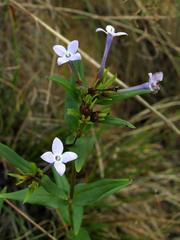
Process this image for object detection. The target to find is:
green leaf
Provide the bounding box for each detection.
[73,61,86,86]
[64,75,80,133]
[23,188,34,203]
[0,187,67,209]
[74,178,130,206]
[73,205,84,235]
[101,116,135,128]
[0,198,3,212]
[52,168,70,193]
[71,136,94,172]
[67,228,91,240]
[56,206,70,225]
[0,186,70,224]
[67,108,80,118]
[40,175,68,200]
[0,143,37,174]
[0,188,6,213]
[96,70,116,90]
[40,175,70,224]
[64,96,80,132]
[49,75,75,94]
[98,89,150,105]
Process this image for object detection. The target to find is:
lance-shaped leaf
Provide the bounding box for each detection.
[64,75,80,132]
[0,143,37,174]
[40,175,68,200]
[49,76,76,96]
[73,61,86,86]
[0,186,70,223]
[70,136,95,172]
[0,187,67,208]
[52,168,70,193]
[74,178,130,206]
[67,227,91,240]
[101,116,135,128]
[0,188,6,212]
[98,89,150,105]
[72,205,84,235]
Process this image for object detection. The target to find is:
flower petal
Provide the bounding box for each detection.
[96,28,107,34]
[40,151,55,163]
[148,72,152,78]
[53,45,66,57]
[52,137,64,155]
[69,53,81,61]
[68,40,79,54]
[106,25,115,32]
[54,162,66,176]
[61,151,78,163]
[149,72,163,82]
[57,57,69,65]
[148,72,163,93]
[113,32,128,37]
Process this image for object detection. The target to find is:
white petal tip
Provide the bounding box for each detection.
[54,162,66,176]
[54,137,60,141]
[96,28,106,34]
[72,153,78,160]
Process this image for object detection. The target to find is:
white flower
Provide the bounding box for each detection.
[96,25,128,37]
[53,40,81,66]
[148,72,163,92]
[40,137,78,176]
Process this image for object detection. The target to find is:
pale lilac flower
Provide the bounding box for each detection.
[96,25,128,79]
[53,40,81,66]
[96,25,128,37]
[40,137,78,176]
[118,72,163,93]
[148,72,163,92]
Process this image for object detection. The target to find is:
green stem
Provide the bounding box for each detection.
[88,86,121,94]
[42,164,52,173]
[65,128,81,148]
[70,162,76,199]
[69,61,82,85]
[69,161,76,229]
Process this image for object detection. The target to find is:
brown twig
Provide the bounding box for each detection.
[5,200,57,240]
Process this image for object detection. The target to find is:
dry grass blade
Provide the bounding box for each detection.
[8,3,177,20]
[5,200,57,240]
[9,0,180,136]
[91,128,104,178]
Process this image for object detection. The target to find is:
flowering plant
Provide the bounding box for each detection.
[0,25,163,239]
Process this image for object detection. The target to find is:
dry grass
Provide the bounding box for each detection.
[0,0,180,239]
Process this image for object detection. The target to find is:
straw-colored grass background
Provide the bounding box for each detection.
[0,0,180,239]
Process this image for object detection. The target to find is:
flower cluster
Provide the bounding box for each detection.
[43,24,164,176]
[52,24,163,93]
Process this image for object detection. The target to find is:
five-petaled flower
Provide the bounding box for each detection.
[53,40,81,66]
[40,137,78,176]
[96,25,128,79]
